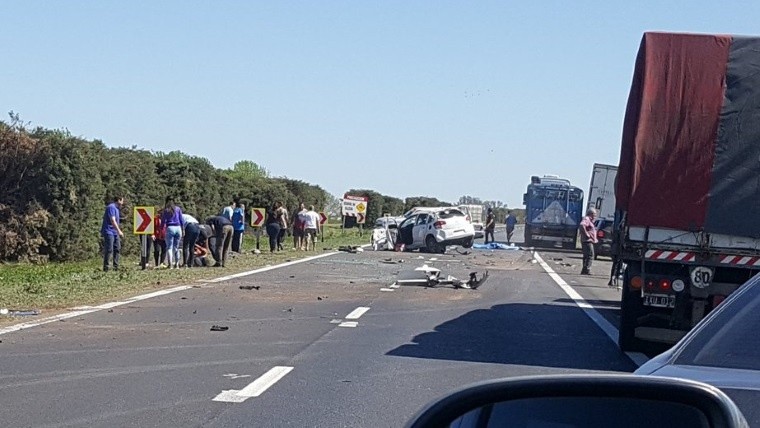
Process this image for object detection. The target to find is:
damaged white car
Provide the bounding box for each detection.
[396,208,475,253]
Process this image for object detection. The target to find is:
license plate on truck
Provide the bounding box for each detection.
[643,294,676,308]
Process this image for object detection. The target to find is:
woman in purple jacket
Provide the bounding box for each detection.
[161,196,185,269]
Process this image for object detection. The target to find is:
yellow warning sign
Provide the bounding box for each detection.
[356,203,366,213]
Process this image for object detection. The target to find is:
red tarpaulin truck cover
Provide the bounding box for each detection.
[616,32,760,238]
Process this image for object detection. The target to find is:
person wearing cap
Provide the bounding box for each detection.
[580,208,599,275]
[484,207,496,244]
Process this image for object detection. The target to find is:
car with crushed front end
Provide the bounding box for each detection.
[396,207,475,253]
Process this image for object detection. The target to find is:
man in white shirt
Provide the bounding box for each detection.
[302,205,320,251]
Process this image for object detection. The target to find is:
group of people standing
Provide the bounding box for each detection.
[100,196,323,271]
[264,202,321,253]
[145,197,238,270]
[482,209,518,245]
[100,196,246,272]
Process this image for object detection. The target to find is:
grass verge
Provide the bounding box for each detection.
[0,226,369,316]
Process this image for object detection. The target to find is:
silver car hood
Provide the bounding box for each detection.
[647,364,760,391]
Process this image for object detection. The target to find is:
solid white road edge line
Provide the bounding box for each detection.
[0,252,342,337]
[533,252,649,367]
[206,251,340,283]
[0,285,193,336]
[213,366,294,403]
[345,306,370,320]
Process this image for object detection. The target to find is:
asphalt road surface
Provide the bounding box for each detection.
[0,226,644,427]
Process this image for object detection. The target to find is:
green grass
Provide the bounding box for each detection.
[0,226,368,314]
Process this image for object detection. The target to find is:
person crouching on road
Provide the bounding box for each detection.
[580,208,598,275]
[205,215,233,267]
[101,195,125,271]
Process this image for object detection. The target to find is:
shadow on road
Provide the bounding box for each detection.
[387,303,636,372]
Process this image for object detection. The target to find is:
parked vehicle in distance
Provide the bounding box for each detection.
[457,204,484,231]
[635,270,760,427]
[593,218,613,259]
[396,207,475,253]
[523,175,584,249]
[587,163,617,222]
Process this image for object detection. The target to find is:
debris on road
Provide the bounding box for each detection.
[337,245,364,253]
[472,242,520,250]
[4,309,41,317]
[239,285,261,290]
[392,265,489,289]
[283,307,293,312]
[210,325,229,332]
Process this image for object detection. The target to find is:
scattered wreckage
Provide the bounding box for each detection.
[393,264,489,290]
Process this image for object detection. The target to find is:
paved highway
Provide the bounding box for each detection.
[0,227,644,427]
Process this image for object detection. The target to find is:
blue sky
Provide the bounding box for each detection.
[3,1,759,208]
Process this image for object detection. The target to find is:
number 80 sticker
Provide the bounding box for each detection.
[690,266,714,289]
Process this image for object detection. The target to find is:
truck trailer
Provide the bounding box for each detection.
[615,32,760,352]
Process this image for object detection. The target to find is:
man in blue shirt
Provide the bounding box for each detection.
[101,196,125,271]
[505,211,518,245]
[231,202,246,252]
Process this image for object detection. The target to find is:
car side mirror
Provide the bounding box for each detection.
[406,375,748,428]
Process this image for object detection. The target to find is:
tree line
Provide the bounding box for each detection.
[0,116,332,262]
[0,115,522,263]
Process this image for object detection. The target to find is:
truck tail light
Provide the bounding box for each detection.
[659,279,671,290]
[597,230,605,239]
[630,276,643,290]
[645,279,656,290]
[433,221,446,229]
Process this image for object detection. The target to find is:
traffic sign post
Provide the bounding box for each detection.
[250,208,265,250]
[133,206,155,270]
[342,194,368,236]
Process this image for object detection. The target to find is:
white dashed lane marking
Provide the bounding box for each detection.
[213,366,294,403]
